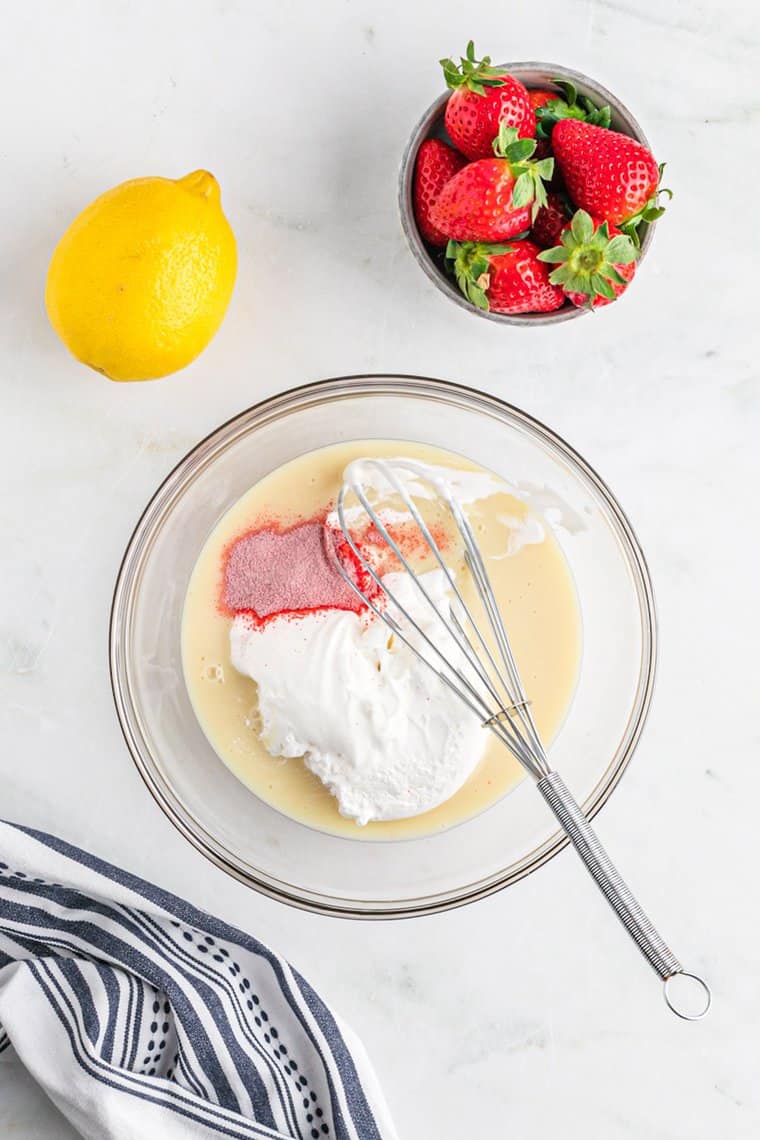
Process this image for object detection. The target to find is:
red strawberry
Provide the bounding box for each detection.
[440,41,534,160]
[530,191,567,248]
[552,119,666,228]
[413,138,467,246]
[537,210,637,308]
[447,239,565,314]
[528,89,556,111]
[528,91,558,158]
[430,123,553,243]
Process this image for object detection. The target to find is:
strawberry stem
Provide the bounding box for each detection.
[619,163,673,246]
[537,210,637,301]
[439,40,508,94]
[445,239,513,311]
[492,122,554,221]
[535,81,611,137]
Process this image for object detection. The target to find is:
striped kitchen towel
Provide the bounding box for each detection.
[0,820,398,1140]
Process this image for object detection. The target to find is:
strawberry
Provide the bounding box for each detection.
[537,209,637,308]
[430,122,553,243]
[530,191,568,248]
[526,99,553,162]
[552,119,669,231]
[447,239,565,314]
[533,80,611,137]
[528,89,556,111]
[413,138,467,246]
[533,136,553,162]
[440,41,535,160]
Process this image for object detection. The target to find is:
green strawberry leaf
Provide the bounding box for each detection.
[492,118,554,218]
[492,122,517,155]
[492,122,519,157]
[579,96,611,128]
[536,245,566,264]
[571,209,594,243]
[618,163,673,232]
[535,82,611,134]
[534,109,561,134]
[548,264,573,285]
[445,238,515,313]
[504,137,536,163]
[571,273,592,294]
[605,235,637,264]
[605,265,629,286]
[441,41,508,93]
[620,224,641,249]
[440,59,461,88]
[512,170,534,208]
[531,176,548,218]
[592,274,616,299]
[554,79,578,105]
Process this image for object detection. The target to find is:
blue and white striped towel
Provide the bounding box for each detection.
[0,820,397,1140]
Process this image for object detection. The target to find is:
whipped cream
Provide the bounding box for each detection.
[494,513,545,557]
[339,457,587,538]
[228,456,547,824]
[339,457,507,511]
[230,569,487,824]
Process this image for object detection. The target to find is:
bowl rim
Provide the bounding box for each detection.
[109,373,658,918]
[398,60,656,327]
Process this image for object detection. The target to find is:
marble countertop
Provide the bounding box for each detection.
[1,1,757,1136]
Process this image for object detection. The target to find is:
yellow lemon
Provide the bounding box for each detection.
[45,170,237,382]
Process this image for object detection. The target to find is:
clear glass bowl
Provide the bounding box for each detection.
[110,376,656,917]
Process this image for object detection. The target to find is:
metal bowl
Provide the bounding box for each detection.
[398,62,656,327]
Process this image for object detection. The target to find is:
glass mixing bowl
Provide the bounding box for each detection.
[110,376,656,917]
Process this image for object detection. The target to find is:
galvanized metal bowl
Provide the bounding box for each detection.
[399,62,656,327]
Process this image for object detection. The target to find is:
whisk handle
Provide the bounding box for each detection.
[537,771,710,1020]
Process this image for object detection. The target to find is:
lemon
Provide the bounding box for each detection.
[45,170,237,382]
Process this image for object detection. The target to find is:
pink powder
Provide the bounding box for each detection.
[223,521,365,620]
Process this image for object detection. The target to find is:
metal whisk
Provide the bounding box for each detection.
[336,458,710,1020]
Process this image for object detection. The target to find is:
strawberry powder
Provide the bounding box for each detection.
[222,521,365,621]
[222,512,451,625]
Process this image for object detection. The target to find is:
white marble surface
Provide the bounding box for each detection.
[1,1,758,1136]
